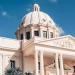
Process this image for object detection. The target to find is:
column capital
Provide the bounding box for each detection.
[31,26,34,29]
[40,51,44,54]
[3,55,6,59]
[59,53,63,56]
[54,53,59,57]
[34,50,39,54]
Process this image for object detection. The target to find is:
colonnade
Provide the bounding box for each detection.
[34,51,64,75]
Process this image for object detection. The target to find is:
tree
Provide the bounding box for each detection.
[5,67,23,75]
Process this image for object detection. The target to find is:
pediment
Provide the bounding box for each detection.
[45,63,73,70]
[38,35,75,50]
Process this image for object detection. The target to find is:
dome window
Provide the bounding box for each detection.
[43,31,47,38]
[20,34,23,40]
[50,32,53,38]
[26,31,30,40]
[42,19,46,22]
[34,31,39,36]
[21,22,23,25]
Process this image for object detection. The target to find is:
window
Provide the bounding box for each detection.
[73,66,75,73]
[10,60,15,68]
[26,31,30,40]
[34,31,39,36]
[38,62,40,70]
[43,31,47,38]
[20,34,23,40]
[50,32,53,38]
[21,22,23,25]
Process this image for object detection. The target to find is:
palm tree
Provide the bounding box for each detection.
[5,67,23,75]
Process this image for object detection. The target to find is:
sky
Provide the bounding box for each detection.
[0,0,75,39]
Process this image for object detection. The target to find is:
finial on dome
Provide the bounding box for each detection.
[33,4,40,12]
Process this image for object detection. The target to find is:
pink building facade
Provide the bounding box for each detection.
[0,4,75,75]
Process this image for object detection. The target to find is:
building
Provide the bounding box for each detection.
[0,3,75,75]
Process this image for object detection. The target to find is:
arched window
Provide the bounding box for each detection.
[50,32,53,38]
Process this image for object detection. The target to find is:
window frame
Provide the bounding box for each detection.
[26,31,30,40]
[73,66,75,73]
[20,33,23,40]
[43,31,47,38]
[50,32,53,38]
[34,31,39,36]
[10,60,15,68]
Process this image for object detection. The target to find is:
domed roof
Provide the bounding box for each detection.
[20,4,55,27]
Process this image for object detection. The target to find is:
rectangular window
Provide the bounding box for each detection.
[34,31,39,36]
[73,66,75,73]
[43,31,47,38]
[20,34,23,40]
[38,62,40,70]
[26,32,30,40]
[50,32,53,38]
[10,60,15,68]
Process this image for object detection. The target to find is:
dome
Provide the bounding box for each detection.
[20,4,55,27]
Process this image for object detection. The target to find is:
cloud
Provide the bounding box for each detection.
[2,11,7,16]
[26,8,31,12]
[2,11,10,18]
[49,0,57,2]
[56,24,65,36]
[26,4,32,12]
[58,27,65,36]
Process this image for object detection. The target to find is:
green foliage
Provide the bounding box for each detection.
[5,67,23,75]
[25,72,33,75]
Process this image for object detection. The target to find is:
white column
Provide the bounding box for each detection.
[18,31,20,40]
[40,51,44,75]
[55,54,59,75]
[2,55,6,75]
[31,27,34,38]
[48,28,50,39]
[23,28,25,39]
[59,54,64,75]
[0,55,2,75]
[34,51,38,75]
[39,27,43,38]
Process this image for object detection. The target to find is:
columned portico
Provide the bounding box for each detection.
[34,50,65,75]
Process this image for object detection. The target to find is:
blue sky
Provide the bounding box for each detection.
[0,0,75,39]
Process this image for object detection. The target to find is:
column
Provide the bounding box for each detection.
[2,55,6,75]
[23,28,25,39]
[40,51,44,75]
[18,31,20,40]
[23,55,25,74]
[0,55,2,75]
[34,51,38,75]
[31,27,34,38]
[55,53,59,75]
[59,54,64,75]
[39,26,43,38]
[48,28,50,39]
